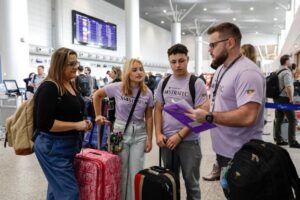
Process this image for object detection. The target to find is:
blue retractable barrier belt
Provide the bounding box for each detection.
[265,102,300,110]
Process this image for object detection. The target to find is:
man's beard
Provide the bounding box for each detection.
[210,50,228,70]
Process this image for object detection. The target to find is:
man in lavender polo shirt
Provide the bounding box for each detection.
[155,44,209,200]
[186,22,265,198]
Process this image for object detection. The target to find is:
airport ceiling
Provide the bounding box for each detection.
[104,0,291,36]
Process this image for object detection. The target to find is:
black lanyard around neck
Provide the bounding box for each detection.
[211,55,242,111]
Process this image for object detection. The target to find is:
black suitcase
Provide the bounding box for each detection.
[134,149,180,200]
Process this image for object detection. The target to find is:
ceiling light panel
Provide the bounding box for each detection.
[104,0,290,35]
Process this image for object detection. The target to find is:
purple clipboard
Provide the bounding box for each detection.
[163,102,216,133]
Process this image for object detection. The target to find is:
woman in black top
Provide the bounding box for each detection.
[23,72,35,100]
[33,47,92,200]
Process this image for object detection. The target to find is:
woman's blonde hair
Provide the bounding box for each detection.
[121,59,148,96]
[46,47,77,95]
[241,44,257,63]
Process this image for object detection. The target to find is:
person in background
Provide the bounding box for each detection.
[241,43,270,127]
[273,55,300,148]
[293,64,300,97]
[153,73,162,91]
[144,72,149,86]
[34,47,92,200]
[75,65,93,118]
[75,65,93,98]
[30,65,46,92]
[23,72,35,100]
[84,66,99,93]
[293,64,300,80]
[289,63,296,74]
[107,66,122,123]
[240,43,257,63]
[93,58,154,200]
[109,66,122,83]
[102,70,110,85]
[185,22,265,198]
[155,44,209,200]
[146,72,156,94]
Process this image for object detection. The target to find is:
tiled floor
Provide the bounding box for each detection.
[0,111,299,200]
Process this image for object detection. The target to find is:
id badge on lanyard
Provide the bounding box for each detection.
[210,55,242,112]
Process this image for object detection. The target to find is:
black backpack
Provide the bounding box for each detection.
[266,69,287,99]
[76,74,91,97]
[227,139,300,200]
[161,74,198,105]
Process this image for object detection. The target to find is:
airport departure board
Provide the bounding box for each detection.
[72,10,117,50]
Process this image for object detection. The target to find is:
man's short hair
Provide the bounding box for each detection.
[280,54,290,66]
[37,65,44,69]
[167,43,188,57]
[207,22,242,46]
[78,65,84,72]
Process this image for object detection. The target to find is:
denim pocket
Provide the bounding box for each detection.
[39,134,55,155]
[191,141,202,160]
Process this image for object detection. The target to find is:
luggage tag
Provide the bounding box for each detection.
[220,165,230,190]
[220,163,232,199]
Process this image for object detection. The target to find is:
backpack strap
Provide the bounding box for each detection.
[277,68,288,95]
[189,74,197,105]
[161,74,197,105]
[276,68,287,75]
[161,75,172,104]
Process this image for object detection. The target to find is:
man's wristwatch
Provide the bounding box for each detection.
[205,112,214,123]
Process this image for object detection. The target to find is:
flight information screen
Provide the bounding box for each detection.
[72,10,117,50]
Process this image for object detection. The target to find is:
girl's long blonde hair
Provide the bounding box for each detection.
[121,59,148,96]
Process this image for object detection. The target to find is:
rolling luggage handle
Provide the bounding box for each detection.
[98,121,111,150]
[86,120,97,148]
[158,147,175,171]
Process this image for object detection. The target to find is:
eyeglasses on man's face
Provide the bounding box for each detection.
[67,61,80,68]
[208,38,229,49]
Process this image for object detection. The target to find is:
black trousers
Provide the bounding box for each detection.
[273,97,297,143]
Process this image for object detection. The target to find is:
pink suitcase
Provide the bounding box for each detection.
[74,148,121,200]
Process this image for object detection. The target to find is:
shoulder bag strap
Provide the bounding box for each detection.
[277,69,288,94]
[123,89,141,133]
